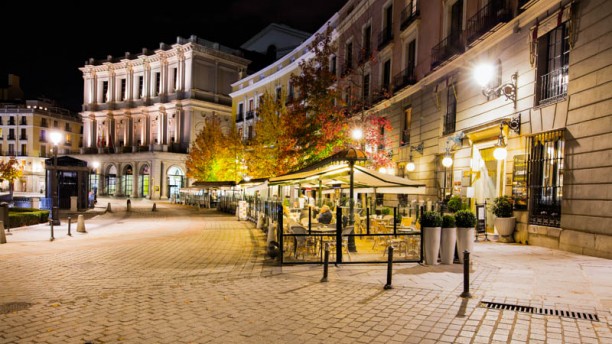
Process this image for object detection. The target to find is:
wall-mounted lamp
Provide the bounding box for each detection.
[493,115,521,161]
[442,147,453,168]
[474,63,518,109]
[406,142,424,172]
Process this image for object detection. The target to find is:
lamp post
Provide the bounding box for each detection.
[441,146,453,203]
[50,131,62,225]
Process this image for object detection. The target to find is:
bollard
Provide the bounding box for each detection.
[384,245,394,290]
[127,199,131,212]
[152,203,157,212]
[76,214,87,233]
[321,242,330,283]
[49,219,55,241]
[460,250,472,298]
[67,217,72,236]
[106,202,112,213]
[0,221,6,244]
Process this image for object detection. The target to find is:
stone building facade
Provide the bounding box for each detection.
[78,36,249,200]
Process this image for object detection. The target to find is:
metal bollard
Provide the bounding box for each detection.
[460,250,472,298]
[384,245,394,289]
[321,242,330,282]
[67,217,72,236]
[49,220,55,241]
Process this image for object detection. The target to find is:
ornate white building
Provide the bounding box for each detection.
[78,36,249,200]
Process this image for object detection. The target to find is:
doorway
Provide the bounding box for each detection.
[471,143,505,233]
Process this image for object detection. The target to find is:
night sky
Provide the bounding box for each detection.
[0,1,346,112]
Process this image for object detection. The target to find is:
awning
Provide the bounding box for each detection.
[269,163,426,194]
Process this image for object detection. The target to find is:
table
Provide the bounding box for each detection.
[310,225,337,260]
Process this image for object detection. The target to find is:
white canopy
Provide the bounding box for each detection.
[269,163,426,194]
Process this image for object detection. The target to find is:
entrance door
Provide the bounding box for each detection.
[471,144,505,233]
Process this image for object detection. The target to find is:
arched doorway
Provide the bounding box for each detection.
[105,165,117,196]
[139,164,150,198]
[167,166,185,200]
[122,164,133,196]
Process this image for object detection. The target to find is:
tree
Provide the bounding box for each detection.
[185,115,243,182]
[0,158,23,198]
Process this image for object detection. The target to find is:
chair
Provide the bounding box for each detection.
[327,225,354,261]
[289,225,314,259]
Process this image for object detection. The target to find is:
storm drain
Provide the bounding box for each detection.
[0,302,33,315]
[480,301,599,322]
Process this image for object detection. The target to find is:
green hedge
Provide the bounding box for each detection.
[8,209,50,228]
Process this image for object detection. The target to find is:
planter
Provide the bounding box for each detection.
[494,217,516,243]
[423,226,441,265]
[456,227,475,263]
[440,227,457,264]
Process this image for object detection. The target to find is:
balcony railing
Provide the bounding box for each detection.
[245,110,256,120]
[539,66,569,105]
[465,0,512,46]
[236,113,244,122]
[7,135,15,140]
[431,32,464,69]
[19,135,27,140]
[393,65,417,92]
[378,27,394,50]
[400,1,420,31]
[8,120,15,125]
[20,119,27,125]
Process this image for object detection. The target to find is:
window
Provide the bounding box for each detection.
[382,59,391,92]
[121,78,127,100]
[401,107,412,146]
[173,67,179,90]
[536,23,570,105]
[20,128,26,140]
[138,76,144,99]
[65,123,71,132]
[443,83,456,135]
[288,81,294,102]
[54,120,58,128]
[247,126,253,140]
[155,72,161,96]
[363,25,372,60]
[330,55,337,74]
[363,74,370,102]
[0,128,2,139]
[345,41,353,70]
[527,130,564,227]
[20,116,26,125]
[8,116,15,125]
[8,129,15,140]
[102,81,109,103]
[378,126,385,150]
[345,86,352,107]
[406,39,416,76]
[20,144,26,156]
[8,144,14,156]
[40,129,46,142]
[275,86,282,102]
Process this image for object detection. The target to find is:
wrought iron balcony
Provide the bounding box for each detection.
[378,27,394,50]
[431,32,464,69]
[393,65,417,92]
[465,0,513,46]
[245,110,255,120]
[538,66,569,105]
[400,1,420,31]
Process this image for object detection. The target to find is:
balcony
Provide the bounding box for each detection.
[377,27,394,51]
[431,32,464,69]
[538,66,569,106]
[8,119,15,126]
[465,0,512,47]
[245,110,256,120]
[20,119,27,125]
[19,135,27,140]
[393,65,417,92]
[7,135,16,140]
[400,1,420,31]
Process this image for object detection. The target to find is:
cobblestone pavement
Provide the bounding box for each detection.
[0,198,610,343]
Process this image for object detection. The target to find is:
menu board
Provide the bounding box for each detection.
[512,155,528,210]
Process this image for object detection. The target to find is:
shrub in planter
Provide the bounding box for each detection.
[492,195,514,218]
[442,214,456,228]
[419,211,442,228]
[492,195,516,241]
[455,210,477,228]
[447,195,463,213]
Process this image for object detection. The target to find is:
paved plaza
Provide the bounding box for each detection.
[0,198,610,343]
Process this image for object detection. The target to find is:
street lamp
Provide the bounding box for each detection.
[406,142,424,172]
[473,62,518,108]
[50,131,62,225]
[493,115,521,161]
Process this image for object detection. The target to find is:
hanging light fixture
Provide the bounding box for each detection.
[406,142,423,172]
[442,147,453,168]
[493,124,508,161]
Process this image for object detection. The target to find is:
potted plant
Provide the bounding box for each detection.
[418,211,442,265]
[447,195,463,213]
[492,195,515,242]
[440,214,457,264]
[455,209,477,263]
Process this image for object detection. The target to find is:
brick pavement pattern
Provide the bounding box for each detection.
[0,198,610,343]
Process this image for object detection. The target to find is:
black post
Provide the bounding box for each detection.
[67,217,72,236]
[460,250,472,298]
[321,242,330,283]
[49,220,54,241]
[384,245,394,289]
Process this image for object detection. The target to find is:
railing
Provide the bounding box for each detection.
[20,119,27,125]
[465,0,512,46]
[431,32,464,69]
[539,66,569,105]
[8,120,15,125]
[378,27,394,50]
[236,113,244,122]
[400,1,420,31]
[393,65,417,92]
[7,135,15,140]
[245,110,255,120]
[19,135,27,140]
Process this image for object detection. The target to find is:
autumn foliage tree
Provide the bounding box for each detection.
[0,158,23,198]
[185,115,243,182]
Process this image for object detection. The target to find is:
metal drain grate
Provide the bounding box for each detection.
[0,302,33,315]
[480,301,599,322]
